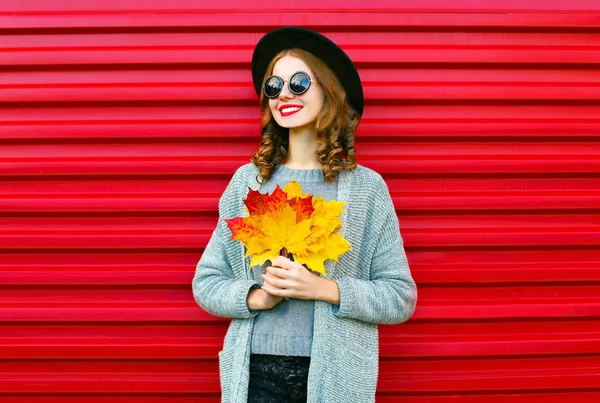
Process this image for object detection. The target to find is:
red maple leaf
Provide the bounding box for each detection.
[289,196,315,223]
[244,184,287,215]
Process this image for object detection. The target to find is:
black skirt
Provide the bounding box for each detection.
[247,353,311,403]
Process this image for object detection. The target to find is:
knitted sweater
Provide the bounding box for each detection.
[249,164,338,357]
[192,162,417,403]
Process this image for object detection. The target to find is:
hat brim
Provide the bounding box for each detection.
[252,26,364,117]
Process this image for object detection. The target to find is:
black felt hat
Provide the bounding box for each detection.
[251,26,364,117]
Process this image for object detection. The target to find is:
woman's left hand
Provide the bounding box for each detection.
[261,256,323,300]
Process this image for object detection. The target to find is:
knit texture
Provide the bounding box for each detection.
[192,162,417,403]
[249,164,338,357]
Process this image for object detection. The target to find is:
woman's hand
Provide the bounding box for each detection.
[247,288,283,310]
[261,256,340,304]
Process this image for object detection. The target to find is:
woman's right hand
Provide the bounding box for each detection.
[247,288,283,311]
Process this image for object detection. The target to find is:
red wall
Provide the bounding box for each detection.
[1,0,600,401]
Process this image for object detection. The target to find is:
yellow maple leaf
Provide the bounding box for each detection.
[284,180,307,199]
[261,204,312,258]
[312,200,345,232]
[296,232,351,275]
[322,233,351,261]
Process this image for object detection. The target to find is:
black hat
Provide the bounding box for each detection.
[251,26,364,117]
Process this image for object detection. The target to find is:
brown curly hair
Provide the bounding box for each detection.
[251,48,361,184]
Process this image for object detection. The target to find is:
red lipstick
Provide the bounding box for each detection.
[278,104,303,117]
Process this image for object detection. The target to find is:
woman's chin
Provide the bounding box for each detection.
[276,120,315,131]
[276,118,301,128]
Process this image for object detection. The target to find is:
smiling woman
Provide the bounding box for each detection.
[253,41,360,177]
[192,26,417,403]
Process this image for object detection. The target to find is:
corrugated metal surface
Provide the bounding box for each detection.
[1,0,600,401]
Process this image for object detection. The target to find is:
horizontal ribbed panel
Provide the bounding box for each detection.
[1,1,600,401]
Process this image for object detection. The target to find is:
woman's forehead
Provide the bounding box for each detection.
[272,55,312,77]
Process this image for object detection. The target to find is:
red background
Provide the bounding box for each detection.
[1,0,600,401]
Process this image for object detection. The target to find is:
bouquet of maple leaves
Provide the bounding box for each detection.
[224,180,351,276]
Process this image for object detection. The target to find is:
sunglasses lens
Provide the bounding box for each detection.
[264,76,283,98]
[289,72,311,94]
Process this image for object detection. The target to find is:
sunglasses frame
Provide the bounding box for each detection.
[263,70,319,98]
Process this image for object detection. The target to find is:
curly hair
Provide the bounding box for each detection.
[251,48,361,184]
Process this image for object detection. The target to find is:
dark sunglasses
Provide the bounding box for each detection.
[263,71,319,98]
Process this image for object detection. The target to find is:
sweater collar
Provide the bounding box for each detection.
[272,164,326,183]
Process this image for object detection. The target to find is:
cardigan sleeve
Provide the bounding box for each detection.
[332,178,417,325]
[191,165,261,319]
[192,224,261,319]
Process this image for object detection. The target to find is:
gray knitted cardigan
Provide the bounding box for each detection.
[192,162,417,403]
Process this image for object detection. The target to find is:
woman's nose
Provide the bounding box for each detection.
[278,82,294,100]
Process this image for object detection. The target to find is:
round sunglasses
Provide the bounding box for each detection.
[263,71,319,98]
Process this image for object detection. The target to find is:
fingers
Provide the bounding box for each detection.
[262,272,288,289]
[261,279,281,293]
[262,281,290,298]
[266,265,289,279]
[272,255,296,269]
[261,261,308,301]
[272,256,287,267]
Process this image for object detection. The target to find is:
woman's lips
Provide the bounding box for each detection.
[280,106,303,117]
